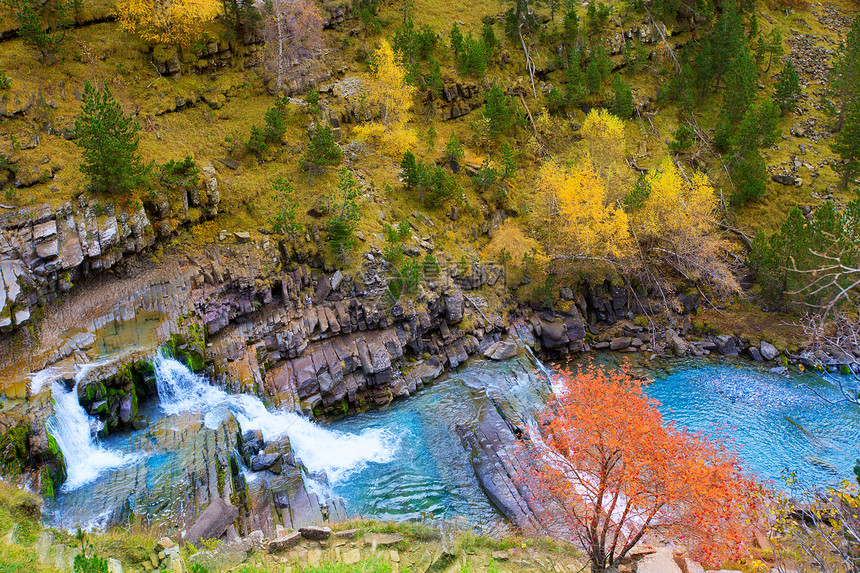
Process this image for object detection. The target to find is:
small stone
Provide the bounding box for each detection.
[299,526,332,541]
[364,533,404,548]
[333,529,359,540]
[343,548,361,565]
[492,551,509,561]
[234,231,252,242]
[107,558,123,573]
[268,532,302,553]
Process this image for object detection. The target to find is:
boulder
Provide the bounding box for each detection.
[748,346,763,361]
[610,337,631,351]
[483,341,518,361]
[299,526,331,540]
[267,532,302,553]
[665,328,688,357]
[760,341,779,361]
[184,498,240,547]
[250,453,281,473]
[714,335,739,357]
[637,547,683,573]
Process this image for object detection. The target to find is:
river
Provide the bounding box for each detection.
[42,349,860,532]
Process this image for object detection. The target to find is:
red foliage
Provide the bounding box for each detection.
[526,363,762,572]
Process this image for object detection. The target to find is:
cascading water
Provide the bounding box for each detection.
[152,354,399,485]
[46,375,134,492]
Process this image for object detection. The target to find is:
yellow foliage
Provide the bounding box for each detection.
[117,0,219,47]
[354,40,417,157]
[538,160,633,260]
[485,220,545,268]
[637,160,717,239]
[352,123,418,158]
[580,109,632,201]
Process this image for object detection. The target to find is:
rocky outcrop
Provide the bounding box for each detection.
[0,180,220,334]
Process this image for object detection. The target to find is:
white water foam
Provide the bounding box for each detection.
[153,354,400,484]
[47,378,136,491]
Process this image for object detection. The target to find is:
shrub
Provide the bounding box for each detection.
[264,97,290,143]
[668,124,695,154]
[304,124,343,174]
[325,168,363,258]
[482,84,517,140]
[610,77,633,119]
[774,61,801,115]
[159,156,200,194]
[268,176,301,236]
[0,71,10,90]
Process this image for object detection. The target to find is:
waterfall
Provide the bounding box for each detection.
[153,354,400,484]
[47,377,133,492]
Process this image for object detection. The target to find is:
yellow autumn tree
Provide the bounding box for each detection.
[538,160,633,263]
[634,161,741,296]
[117,0,219,47]
[353,40,418,156]
[580,108,633,202]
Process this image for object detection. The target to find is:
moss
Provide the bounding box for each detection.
[39,468,54,500]
[0,426,31,475]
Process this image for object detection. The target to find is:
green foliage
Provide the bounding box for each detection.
[189,565,210,573]
[159,155,200,194]
[0,71,10,90]
[458,31,487,77]
[609,77,633,119]
[827,14,860,130]
[749,199,860,305]
[387,258,422,300]
[668,124,695,154]
[562,9,579,44]
[584,46,611,95]
[401,150,459,206]
[482,20,498,55]
[425,57,444,96]
[269,176,301,236]
[221,0,261,42]
[394,18,437,63]
[305,88,321,115]
[482,84,517,140]
[263,97,290,143]
[714,42,757,150]
[423,253,440,276]
[358,0,381,33]
[73,554,108,573]
[752,28,783,73]
[499,142,517,180]
[304,124,343,173]
[564,50,587,107]
[730,148,767,204]
[6,0,74,61]
[296,558,392,573]
[691,1,746,97]
[247,125,266,156]
[325,168,363,258]
[74,81,144,195]
[774,61,801,115]
[832,99,860,187]
[383,220,411,266]
[450,22,464,55]
[473,156,498,191]
[623,174,650,209]
[445,132,464,162]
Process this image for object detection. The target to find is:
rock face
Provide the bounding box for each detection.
[0,187,221,334]
[184,498,240,547]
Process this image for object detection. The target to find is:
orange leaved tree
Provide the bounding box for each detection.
[526,364,761,573]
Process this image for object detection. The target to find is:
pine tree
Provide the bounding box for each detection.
[692,0,745,97]
[303,124,343,174]
[400,150,419,189]
[74,82,143,195]
[714,42,757,151]
[610,77,633,119]
[828,14,860,131]
[565,50,587,105]
[832,99,860,188]
[450,22,464,56]
[8,0,73,63]
[483,84,516,140]
[774,61,801,115]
